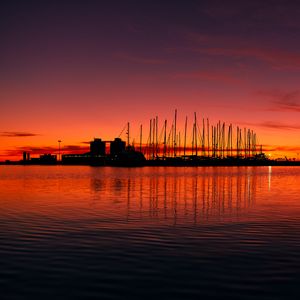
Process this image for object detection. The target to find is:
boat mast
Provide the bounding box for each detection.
[184,116,187,158]
[140,124,142,153]
[155,116,158,158]
[152,118,155,159]
[207,118,210,157]
[174,109,177,157]
[149,119,152,159]
[202,118,205,156]
[236,126,239,158]
[127,122,130,148]
[178,132,181,157]
[163,119,167,159]
[194,112,197,157]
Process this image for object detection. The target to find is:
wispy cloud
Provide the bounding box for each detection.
[114,52,167,65]
[0,131,40,137]
[256,90,300,112]
[243,121,300,131]
[200,1,300,29]
[20,145,88,152]
[63,145,89,152]
[261,145,300,154]
[5,145,90,156]
[260,122,300,130]
[172,70,242,84]
[191,46,300,70]
[270,146,300,152]
[183,32,300,70]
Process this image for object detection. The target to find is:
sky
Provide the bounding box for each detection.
[1,0,300,160]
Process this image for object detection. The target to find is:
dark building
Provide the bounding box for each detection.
[62,154,92,165]
[39,154,57,164]
[90,138,105,156]
[110,138,126,156]
[22,151,31,162]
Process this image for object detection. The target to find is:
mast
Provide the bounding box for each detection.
[184,116,187,158]
[244,128,247,158]
[217,123,219,157]
[140,124,142,153]
[217,120,222,157]
[227,125,230,158]
[230,124,233,157]
[149,119,152,159]
[223,122,225,158]
[192,123,194,156]
[163,119,167,159]
[202,118,205,156]
[174,109,177,157]
[152,118,155,159]
[178,132,181,157]
[207,118,210,157]
[171,122,173,157]
[236,126,239,158]
[127,122,130,148]
[240,127,242,157]
[211,125,214,157]
[194,112,198,157]
[155,116,158,158]
[211,126,216,157]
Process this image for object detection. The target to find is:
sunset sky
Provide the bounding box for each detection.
[1,0,300,160]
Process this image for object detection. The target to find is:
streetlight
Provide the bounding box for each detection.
[58,140,62,162]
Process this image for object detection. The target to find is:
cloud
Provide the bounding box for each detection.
[183,33,300,70]
[261,144,300,153]
[172,70,242,84]
[1,140,92,159]
[200,1,300,29]
[243,121,300,131]
[63,145,89,151]
[114,52,167,65]
[191,46,300,70]
[256,90,300,112]
[15,145,89,154]
[271,146,300,152]
[0,131,40,137]
[1,144,90,159]
[260,122,300,130]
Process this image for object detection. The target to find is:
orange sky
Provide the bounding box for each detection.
[1,1,300,161]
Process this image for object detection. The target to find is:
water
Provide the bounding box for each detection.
[0,166,300,299]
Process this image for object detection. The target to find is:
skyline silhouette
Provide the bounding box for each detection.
[1,1,300,161]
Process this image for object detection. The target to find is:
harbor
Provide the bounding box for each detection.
[6,110,299,167]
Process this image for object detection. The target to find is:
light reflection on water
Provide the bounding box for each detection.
[89,168,257,224]
[0,166,300,299]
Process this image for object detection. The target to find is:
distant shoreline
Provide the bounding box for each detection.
[1,160,300,167]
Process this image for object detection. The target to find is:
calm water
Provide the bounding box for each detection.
[1,166,300,299]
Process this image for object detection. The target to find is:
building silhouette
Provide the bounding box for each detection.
[90,138,105,156]
[110,138,126,156]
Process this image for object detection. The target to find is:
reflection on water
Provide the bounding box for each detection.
[90,169,257,223]
[1,166,300,300]
[268,165,272,191]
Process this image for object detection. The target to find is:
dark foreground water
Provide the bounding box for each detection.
[0,166,300,299]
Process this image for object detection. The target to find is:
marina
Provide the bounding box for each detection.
[5,111,299,166]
